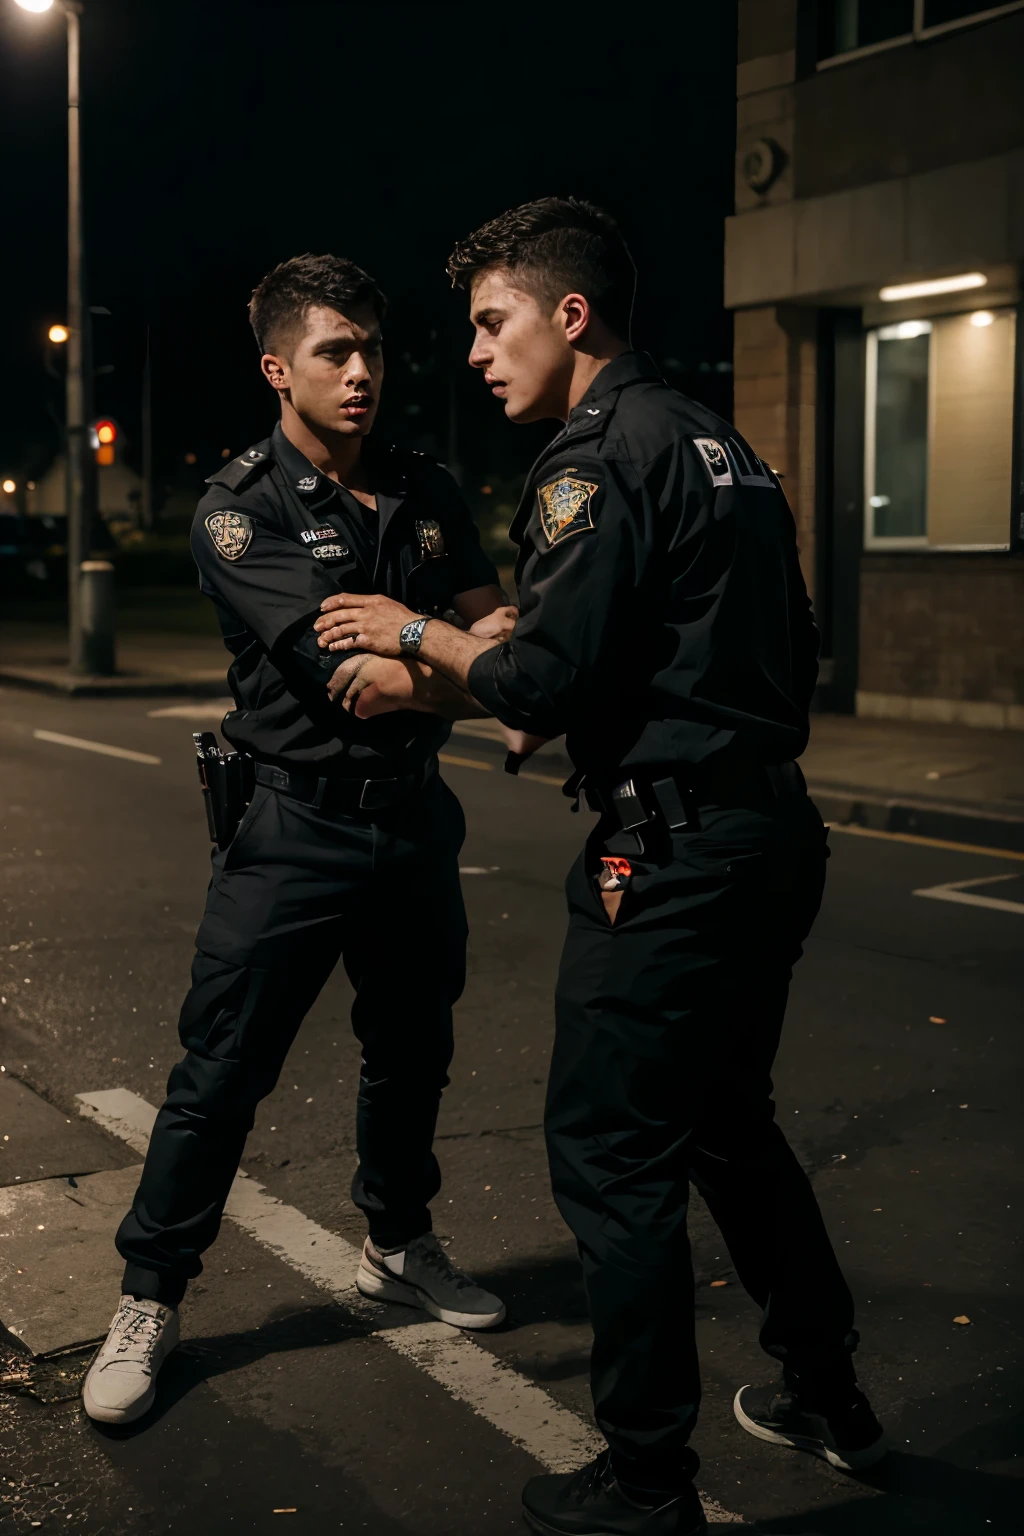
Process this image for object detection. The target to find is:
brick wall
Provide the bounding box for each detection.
[859,556,1024,713]
[733,304,817,596]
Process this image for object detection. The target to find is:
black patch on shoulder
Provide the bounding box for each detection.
[205,444,273,493]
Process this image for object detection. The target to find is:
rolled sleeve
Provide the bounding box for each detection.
[190,501,340,651]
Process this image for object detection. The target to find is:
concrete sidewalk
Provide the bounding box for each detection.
[3,617,1020,849]
[0,620,226,698]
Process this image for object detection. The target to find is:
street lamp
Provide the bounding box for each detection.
[15,0,89,672]
[48,323,69,344]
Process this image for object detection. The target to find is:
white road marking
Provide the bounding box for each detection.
[147,701,232,719]
[913,872,1024,915]
[76,1088,743,1523]
[32,729,161,766]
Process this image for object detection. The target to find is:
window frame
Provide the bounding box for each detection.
[816,0,1024,70]
[864,314,1016,553]
[863,326,930,551]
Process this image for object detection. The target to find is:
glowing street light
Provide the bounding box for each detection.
[2,479,16,495]
[48,322,69,343]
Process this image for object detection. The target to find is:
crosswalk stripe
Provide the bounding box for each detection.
[76,1088,744,1523]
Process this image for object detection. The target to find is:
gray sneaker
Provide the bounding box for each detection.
[356,1232,506,1329]
[82,1295,179,1424]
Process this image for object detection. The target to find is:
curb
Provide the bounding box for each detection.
[0,667,229,700]
[448,727,1024,854]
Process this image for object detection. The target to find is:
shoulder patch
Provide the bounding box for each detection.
[692,438,733,487]
[205,510,253,561]
[537,470,599,548]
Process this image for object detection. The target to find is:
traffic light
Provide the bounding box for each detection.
[89,418,119,467]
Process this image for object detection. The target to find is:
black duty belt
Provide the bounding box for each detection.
[255,757,436,814]
[564,760,806,855]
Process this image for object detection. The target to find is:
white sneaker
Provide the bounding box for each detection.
[82,1295,180,1424]
[356,1233,506,1329]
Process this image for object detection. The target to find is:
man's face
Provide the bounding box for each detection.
[467,269,574,424]
[263,304,383,437]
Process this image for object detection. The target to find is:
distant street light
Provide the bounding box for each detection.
[15,0,90,673]
[2,479,16,495]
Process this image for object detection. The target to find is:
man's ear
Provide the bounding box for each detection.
[561,293,591,347]
[261,352,290,394]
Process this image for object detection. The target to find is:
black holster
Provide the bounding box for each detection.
[193,732,255,850]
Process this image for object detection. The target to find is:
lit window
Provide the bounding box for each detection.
[865,309,1016,549]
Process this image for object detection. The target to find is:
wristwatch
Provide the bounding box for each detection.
[399,617,430,655]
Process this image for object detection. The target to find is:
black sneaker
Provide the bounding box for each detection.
[734,1381,886,1471]
[522,1453,707,1535]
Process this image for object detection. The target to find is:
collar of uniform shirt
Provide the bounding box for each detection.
[569,349,662,417]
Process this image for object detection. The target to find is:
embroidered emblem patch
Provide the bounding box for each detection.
[311,542,351,562]
[300,526,337,545]
[537,471,599,547]
[296,474,318,493]
[416,519,445,559]
[692,438,733,487]
[205,510,253,560]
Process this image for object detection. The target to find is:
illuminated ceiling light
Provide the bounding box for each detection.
[877,320,932,341]
[970,310,995,327]
[48,323,69,344]
[879,273,986,302]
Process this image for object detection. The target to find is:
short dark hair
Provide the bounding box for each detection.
[446,196,635,339]
[248,252,387,355]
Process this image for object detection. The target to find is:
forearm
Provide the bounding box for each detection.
[418,622,500,697]
[344,655,489,721]
[398,659,490,721]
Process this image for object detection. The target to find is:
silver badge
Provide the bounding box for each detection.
[205,510,253,560]
[297,475,318,492]
[300,526,337,544]
[311,542,351,562]
[693,438,733,487]
[416,519,445,559]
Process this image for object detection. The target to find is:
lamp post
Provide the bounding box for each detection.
[15,0,89,672]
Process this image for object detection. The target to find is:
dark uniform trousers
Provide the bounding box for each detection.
[116,772,467,1305]
[546,787,855,1488]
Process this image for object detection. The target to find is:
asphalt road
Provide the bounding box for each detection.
[1,687,1022,1535]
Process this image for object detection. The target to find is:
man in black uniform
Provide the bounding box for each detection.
[316,202,886,1535]
[83,253,512,1426]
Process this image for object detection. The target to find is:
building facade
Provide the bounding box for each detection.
[728,0,1024,728]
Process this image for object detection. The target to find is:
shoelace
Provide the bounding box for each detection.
[416,1242,479,1292]
[111,1305,164,1363]
[569,1455,609,1505]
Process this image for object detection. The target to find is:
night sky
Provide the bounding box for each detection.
[1,0,737,507]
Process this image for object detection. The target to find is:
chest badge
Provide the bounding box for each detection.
[296,474,319,493]
[537,471,599,548]
[205,509,253,561]
[300,526,338,545]
[311,542,351,562]
[415,519,445,559]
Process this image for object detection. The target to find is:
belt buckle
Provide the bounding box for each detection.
[359,776,399,811]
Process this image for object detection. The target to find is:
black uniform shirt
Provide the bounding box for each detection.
[192,423,498,774]
[468,352,819,774]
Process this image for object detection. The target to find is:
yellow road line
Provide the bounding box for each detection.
[827,821,1024,861]
[439,752,494,772]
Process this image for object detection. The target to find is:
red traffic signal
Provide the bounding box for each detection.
[89,418,119,466]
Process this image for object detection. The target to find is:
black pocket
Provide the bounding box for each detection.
[404,555,456,616]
